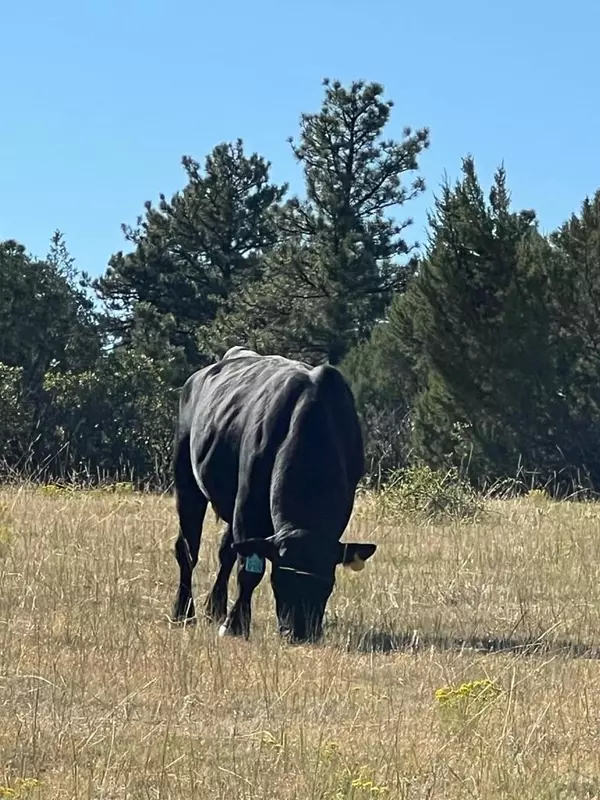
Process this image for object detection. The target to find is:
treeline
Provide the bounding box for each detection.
[2,79,600,494]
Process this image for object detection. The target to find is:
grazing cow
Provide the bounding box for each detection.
[171,346,377,643]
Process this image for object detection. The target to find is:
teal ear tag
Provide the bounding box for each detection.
[245,554,265,574]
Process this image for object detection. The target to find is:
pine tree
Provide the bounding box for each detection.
[96,140,286,376]
[0,238,99,384]
[386,157,556,481]
[0,235,101,472]
[544,191,600,485]
[209,79,430,364]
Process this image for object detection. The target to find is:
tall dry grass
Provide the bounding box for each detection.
[1,487,600,798]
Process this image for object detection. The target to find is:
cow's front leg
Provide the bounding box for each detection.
[204,525,236,623]
[218,552,266,639]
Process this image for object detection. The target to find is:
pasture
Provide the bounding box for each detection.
[1,487,600,798]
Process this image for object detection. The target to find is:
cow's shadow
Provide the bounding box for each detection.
[332,623,600,661]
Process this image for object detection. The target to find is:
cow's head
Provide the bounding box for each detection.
[233,532,377,643]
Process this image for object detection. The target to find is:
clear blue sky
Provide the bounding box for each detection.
[1,0,598,276]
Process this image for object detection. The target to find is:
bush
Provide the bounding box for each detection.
[365,464,483,523]
[43,350,178,488]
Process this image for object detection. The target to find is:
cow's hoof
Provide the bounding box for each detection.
[172,595,196,624]
[218,622,249,639]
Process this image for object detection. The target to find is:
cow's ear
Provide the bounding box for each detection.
[336,542,377,571]
[233,537,280,562]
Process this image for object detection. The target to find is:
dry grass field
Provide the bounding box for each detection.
[1,486,600,798]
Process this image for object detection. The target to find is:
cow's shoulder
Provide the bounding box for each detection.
[179,350,324,419]
[309,363,355,404]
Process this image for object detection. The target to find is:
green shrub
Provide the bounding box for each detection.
[371,464,483,523]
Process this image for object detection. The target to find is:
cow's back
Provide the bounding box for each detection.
[178,352,314,530]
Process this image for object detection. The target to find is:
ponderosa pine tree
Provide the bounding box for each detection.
[96,140,287,378]
[208,79,430,364]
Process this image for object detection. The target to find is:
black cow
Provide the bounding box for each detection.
[171,346,377,643]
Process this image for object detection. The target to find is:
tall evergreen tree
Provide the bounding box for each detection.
[0,235,100,471]
[543,191,600,485]
[0,238,99,385]
[96,140,287,377]
[386,157,558,480]
[209,79,430,364]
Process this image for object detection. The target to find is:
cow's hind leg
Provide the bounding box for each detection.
[204,525,236,623]
[172,436,208,623]
[218,554,266,639]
